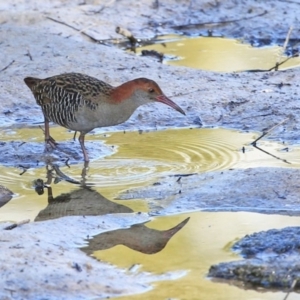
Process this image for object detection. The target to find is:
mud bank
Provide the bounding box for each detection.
[1,1,300,144]
[119,167,300,216]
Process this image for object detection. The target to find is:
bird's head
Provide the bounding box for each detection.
[111,78,185,115]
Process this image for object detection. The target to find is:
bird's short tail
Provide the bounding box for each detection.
[24,77,41,89]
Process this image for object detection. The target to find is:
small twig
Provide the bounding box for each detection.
[4,219,30,230]
[84,0,115,14]
[0,60,15,72]
[18,142,26,147]
[273,189,287,199]
[250,118,291,164]
[283,279,297,300]
[172,10,268,30]
[46,16,104,44]
[273,26,294,71]
[242,113,274,120]
[254,145,291,164]
[25,49,33,61]
[277,0,300,5]
[268,53,299,71]
[251,117,290,146]
[282,26,294,53]
[78,23,97,34]
[172,173,196,177]
[19,165,30,175]
[46,16,80,31]
[141,50,164,62]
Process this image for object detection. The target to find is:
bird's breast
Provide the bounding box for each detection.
[66,101,137,132]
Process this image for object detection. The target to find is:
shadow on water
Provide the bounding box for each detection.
[33,175,189,255]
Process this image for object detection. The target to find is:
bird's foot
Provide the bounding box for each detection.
[45,136,58,150]
[39,125,58,148]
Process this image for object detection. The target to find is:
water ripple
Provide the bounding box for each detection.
[0,127,298,191]
[79,128,245,186]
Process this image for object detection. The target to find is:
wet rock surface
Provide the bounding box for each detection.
[233,227,300,258]
[209,226,300,291]
[119,167,300,216]
[0,139,113,167]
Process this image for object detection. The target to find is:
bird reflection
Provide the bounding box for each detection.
[34,187,132,221]
[0,185,13,208]
[81,217,189,255]
[34,161,89,189]
[34,165,190,255]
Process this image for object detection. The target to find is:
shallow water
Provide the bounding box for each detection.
[137,35,300,72]
[99,212,300,300]
[0,126,299,299]
[0,126,299,222]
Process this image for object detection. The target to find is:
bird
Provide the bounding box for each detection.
[24,73,185,162]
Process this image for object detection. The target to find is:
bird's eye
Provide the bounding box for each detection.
[148,88,155,93]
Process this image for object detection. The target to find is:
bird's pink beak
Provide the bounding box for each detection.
[156,95,186,115]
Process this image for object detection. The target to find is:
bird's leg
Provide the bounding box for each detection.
[73,131,77,141]
[44,118,57,149]
[78,132,89,162]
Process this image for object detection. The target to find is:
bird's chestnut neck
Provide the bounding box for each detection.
[110,80,136,103]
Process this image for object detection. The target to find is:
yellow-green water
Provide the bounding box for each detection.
[0,126,299,300]
[0,127,299,221]
[101,212,300,300]
[137,35,300,72]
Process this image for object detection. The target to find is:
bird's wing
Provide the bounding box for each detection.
[51,73,111,105]
[31,73,112,108]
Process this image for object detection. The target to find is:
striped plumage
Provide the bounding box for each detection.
[24,72,185,162]
[24,73,111,128]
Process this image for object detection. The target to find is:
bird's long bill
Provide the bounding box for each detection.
[156,95,186,115]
